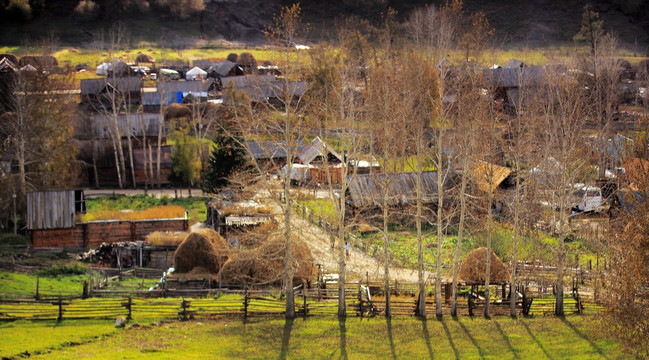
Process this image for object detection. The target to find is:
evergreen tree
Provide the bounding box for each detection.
[202,128,248,193]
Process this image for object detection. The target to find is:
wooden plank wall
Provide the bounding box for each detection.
[27,190,76,230]
[32,219,188,249]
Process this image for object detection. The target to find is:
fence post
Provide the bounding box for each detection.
[82,281,88,299]
[302,282,307,317]
[57,296,63,321]
[35,276,40,300]
[358,281,363,318]
[243,289,249,319]
[179,298,191,321]
[218,255,222,295]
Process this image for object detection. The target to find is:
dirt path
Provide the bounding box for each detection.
[289,214,433,283]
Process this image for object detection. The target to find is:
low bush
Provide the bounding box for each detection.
[0,233,29,246]
[38,263,88,277]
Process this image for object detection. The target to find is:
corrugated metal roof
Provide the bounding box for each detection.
[347,171,443,208]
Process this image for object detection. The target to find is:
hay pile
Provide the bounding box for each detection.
[459,247,510,284]
[219,235,316,286]
[164,103,191,120]
[174,228,229,273]
[145,231,188,246]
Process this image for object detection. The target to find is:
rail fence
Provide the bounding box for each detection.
[0,281,601,321]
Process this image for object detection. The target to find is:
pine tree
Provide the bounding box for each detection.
[202,128,248,193]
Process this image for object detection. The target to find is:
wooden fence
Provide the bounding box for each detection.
[0,281,601,321]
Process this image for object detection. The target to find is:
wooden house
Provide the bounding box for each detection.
[80,77,142,109]
[346,171,445,210]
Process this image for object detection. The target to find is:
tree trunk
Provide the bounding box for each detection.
[451,157,469,317]
[416,142,425,317]
[435,136,443,318]
[484,164,494,318]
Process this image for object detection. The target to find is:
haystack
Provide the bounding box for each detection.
[135,53,155,63]
[164,103,191,120]
[218,236,316,286]
[174,228,229,273]
[459,247,510,284]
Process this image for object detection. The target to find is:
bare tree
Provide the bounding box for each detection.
[536,62,589,316]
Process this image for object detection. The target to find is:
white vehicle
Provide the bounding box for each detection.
[571,184,606,213]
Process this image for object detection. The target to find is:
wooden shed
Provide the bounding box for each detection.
[347,171,445,208]
[27,190,85,230]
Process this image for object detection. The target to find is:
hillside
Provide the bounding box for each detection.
[0,0,648,49]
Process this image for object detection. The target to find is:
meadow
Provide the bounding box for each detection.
[0,315,623,359]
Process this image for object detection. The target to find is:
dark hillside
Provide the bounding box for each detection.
[0,0,647,48]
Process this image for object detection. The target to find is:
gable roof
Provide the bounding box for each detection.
[471,160,513,193]
[297,136,342,165]
[347,171,444,208]
[0,57,17,73]
[81,77,142,95]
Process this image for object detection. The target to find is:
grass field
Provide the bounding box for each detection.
[0,315,623,359]
[85,194,208,224]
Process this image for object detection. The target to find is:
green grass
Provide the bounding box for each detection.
[0,315,621,359]
[297,199,337,224]
[0,272,86,298]
[85,194,208,224]
[0,319,120,359]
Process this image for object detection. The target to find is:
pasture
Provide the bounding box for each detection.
[0,315,622,359]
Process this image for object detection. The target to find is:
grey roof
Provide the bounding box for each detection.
[483,67,545,88]
[222,75,277,102]
[81,77,142,95]
[222,75,308,103]
[347,171,443,208]
[297,136,342,165]
[504,59,524,68]
[210,60,239,77]
[89,113,165,138]
[246,140,289,160]
[157,79,214,94]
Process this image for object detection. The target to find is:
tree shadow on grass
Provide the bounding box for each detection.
[278,318,294,360]
[339,317,348,360]
[560,317,609,360]
[387,317,397,360]
[494,321,520,359]
[419,318,434,360]
[457,320,485,359]
[520,319,552,360]
[441,320,459,360]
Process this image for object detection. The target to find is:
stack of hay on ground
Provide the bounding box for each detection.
[219,234,316,286]
[459,247,510,284]
[173,228,229,275]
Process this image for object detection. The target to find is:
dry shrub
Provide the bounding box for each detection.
[146,231,188,246]
[459,247,510,284]
[174,228,230,273]
[83,205,186,222]
[220,203,273,216]
[219,235,316,286]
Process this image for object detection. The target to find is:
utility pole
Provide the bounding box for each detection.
[12,193,17,234]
